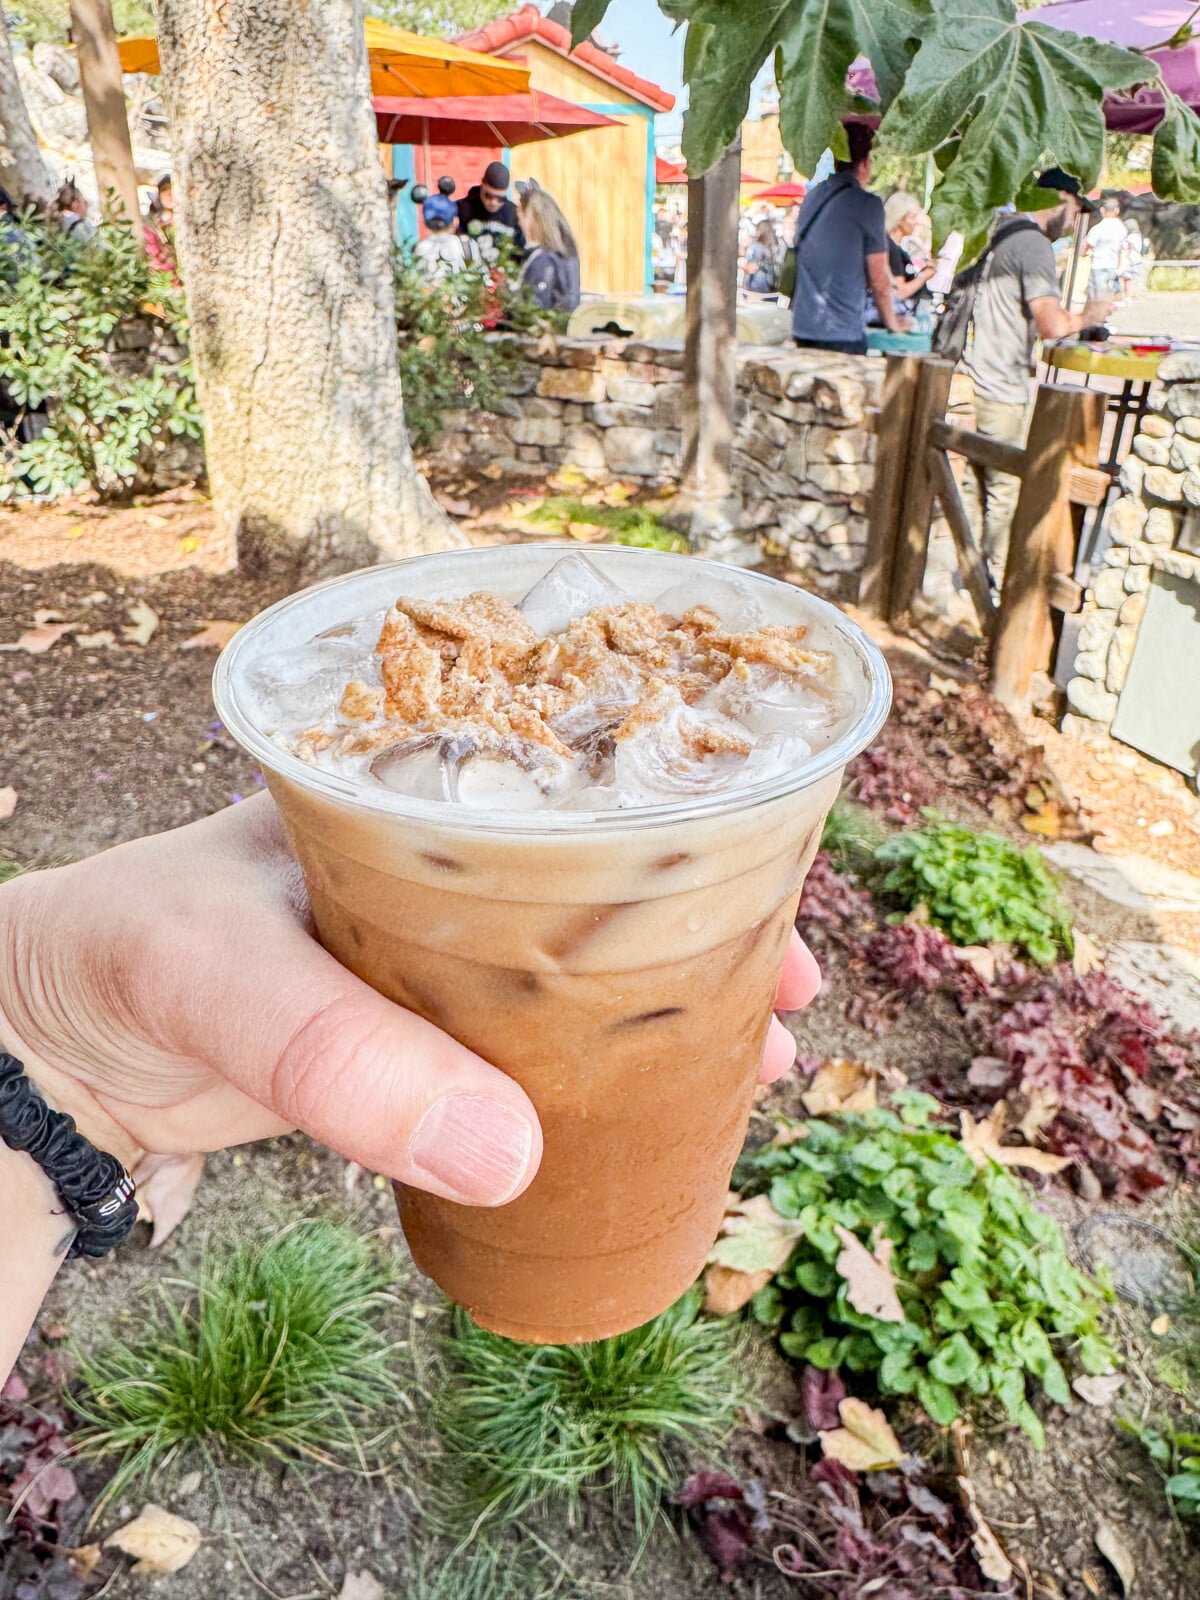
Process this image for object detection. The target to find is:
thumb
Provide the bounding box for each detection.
[187,913,543,1207]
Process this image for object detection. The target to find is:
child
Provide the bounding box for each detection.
[414,193,476,280]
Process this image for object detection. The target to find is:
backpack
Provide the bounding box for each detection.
[778,175,854,305]
[933,219,1038,362]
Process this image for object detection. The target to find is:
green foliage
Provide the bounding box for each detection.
[0,214,201,502]
[1126,1420,1200,1517]
[874,810,1073,965]
[431,1288,743,1536]
[393,244,547,452]
[528,496,689,552]
[742,1103,1114,1445]
[364,0,513,37]
[0,860,22,885]
[574,0,1197,251]
[1148,264,1200,292]
[820,797,889,879]
[5,0,154,43]
[70,1222,404,1507]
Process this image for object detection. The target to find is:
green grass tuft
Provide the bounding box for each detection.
[820,797,890,879]
[431,1287,743,1539]
[0,859,23,885]
[528,496,688,553]
[71,1220,406,1506]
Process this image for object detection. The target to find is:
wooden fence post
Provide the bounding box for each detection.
[991,385,1104,711]
[888,357,955,630]
[860,354,920,617]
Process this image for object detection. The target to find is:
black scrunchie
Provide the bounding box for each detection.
[0,1052,138,1259]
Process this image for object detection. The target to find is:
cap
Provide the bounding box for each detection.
[422,193,456,228]
[483,161,510,192]
[1036,167,1099,216]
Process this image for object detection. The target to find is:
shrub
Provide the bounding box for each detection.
[875,810,1073,965]
[1128,1419,1200,1517]
[70,1221,404,1506]
[0,212,201,501]
[740,1100,1114,1446]
[393,243,548,452]
[527,495,688,551]
[431,1288,743,1537]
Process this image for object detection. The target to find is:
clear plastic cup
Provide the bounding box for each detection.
[214,546,890,1343]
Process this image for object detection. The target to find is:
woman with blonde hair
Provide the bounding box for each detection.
[882,190,935,307]
[517,183,581,313]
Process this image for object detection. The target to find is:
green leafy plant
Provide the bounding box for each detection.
[739,1101,1114,1446]
[1125,1419,1200,1518]
[820,797,890,880]
[528,496,688,552]
[393,243,549,452]
[431,1287,743,1537]
[0,213,201,502]
[70,1221,405,1507]
[874,810,1073,965]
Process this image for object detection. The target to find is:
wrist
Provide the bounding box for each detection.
[0,1135,75,1385]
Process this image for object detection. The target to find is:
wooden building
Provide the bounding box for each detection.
[390,5,673,295]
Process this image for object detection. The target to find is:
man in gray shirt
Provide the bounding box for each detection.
[791,125,905,356]
[962,168,1113,579]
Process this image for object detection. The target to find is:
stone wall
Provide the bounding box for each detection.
[428,336,881,594]
[1064,351,1200,737]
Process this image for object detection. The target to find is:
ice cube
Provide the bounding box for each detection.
[653,572,763,632]
[610,686,757,805]
[703,664,850,744]
[454,752,566,810]
[517,554,627,637]
[245,638,368,729]
[372,737,451,802]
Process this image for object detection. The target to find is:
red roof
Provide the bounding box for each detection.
[455,4,676,113]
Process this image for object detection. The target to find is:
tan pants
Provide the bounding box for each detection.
[958,392,1029,581]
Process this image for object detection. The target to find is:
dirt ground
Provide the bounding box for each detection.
[4,500,1200,1600]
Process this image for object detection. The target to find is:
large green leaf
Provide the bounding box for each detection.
[663,0,927,176]
[880,0,1153,244]
[1152,91,1200,203]
[569,0,615,46]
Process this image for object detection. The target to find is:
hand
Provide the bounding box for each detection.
[1081,294,1114,327]
[0,796,817,1208]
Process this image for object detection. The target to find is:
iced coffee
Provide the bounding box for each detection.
[214,547,890,1343]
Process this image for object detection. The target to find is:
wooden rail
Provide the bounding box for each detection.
[862,356,1107,711]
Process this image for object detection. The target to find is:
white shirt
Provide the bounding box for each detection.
[1086,216,1127,275]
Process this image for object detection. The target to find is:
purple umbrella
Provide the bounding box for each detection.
[848,2,1199,132]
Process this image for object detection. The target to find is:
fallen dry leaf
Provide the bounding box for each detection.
[105,1504,201,1574]
[1151,1313,1171,1337]
[959,1474,1013,1584]
[954,945,999,985]
[1017,1086,1061,1143]
[959,1107,1071,1176]
[74,630,118,650]
[1073,1373,1124,1406]
[0,613,76,653]
[66,1545,102,1576]
[704,1264,774,1315]
[819,1397,903,1471]
[180,619,243,650]
[1126,1081,1163,1122]
[802,1059,877,1117]
[179,535,203,555]
[0,787,16,820]
[1095,1520,1136,1595]
[705,1193,804,1313]
[1072,929,1103,977]
[132,1152,205,1247]
[122,599,160,647]
[339,1573,385,1600]
[567,520,609,543]
[833,1224,905,1324]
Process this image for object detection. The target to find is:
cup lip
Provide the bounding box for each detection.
[212,546,893,835]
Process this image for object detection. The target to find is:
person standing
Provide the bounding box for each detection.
[1083,197,1127,302]
[413,192,476,281]
[456,160,525,261]
[790,124,905,355]
[743,218,782,295]
[53,179,94,243]
[517,184,580,313]
[960,169,1113,582]
[877,192,935,320]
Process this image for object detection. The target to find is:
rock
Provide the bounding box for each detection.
[1170,435,1200,470]
[1091,567,1128,609]
[516,444,543,463]
[1158,350,1200,382]
[813,543,863,573]
[559,342,603,369]
[1155,545,1200,581]
[1140,412,1175,439]
[1133,435,1172,466]
[1067,677,1119,721]
[606,378,656,408]
[1143,466,1186,504]
[1144,507,1177,546]
[592,402,654,428]
[1184,469,1200,508]
[1119,456,1145,497]
[522,396,563,419]
[1177,416,1200,440]
[1119,592,1148,626]
[1077,610,1117,653]
[1106,625,1138,693]
[562,424,607,472]
[623,340,685,370]
[807,462,870,497]
[603,426,659,477]
[538,367,607,403]
[32,41,80,93]
[1105,495,1148,545]
[509,416,563,448]
[652,384,682,429]
[654,430,681,457]
[809,426,873,464]
[1164,382,1200,419]
[1125,565,1152,592]
[741,429,784,468]
[1104,544,1131,568]
[1128,540,1153,564]
[1072,648,1108,681]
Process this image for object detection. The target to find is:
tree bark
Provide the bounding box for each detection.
[69,0,143,241]
[155,0,460,576]
[0,13,55,208]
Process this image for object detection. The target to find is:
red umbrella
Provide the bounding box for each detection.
[750,181,809,202]
[375,90,618,146]
[655,155,769,185]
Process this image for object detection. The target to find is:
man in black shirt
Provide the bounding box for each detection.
[456,160,525,260]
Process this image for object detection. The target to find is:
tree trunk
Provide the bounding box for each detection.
[69,0,143,241]
[0,13,55,207]
[155,0,460,575]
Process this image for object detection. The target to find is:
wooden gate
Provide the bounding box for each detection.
[861,354,1108,712]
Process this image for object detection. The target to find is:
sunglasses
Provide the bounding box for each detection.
[481,187,508,203]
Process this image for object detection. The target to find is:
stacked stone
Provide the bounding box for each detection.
[428,337,881,596]
[1064,351,1200,737]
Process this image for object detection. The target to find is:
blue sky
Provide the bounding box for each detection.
[596,0,773,146]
